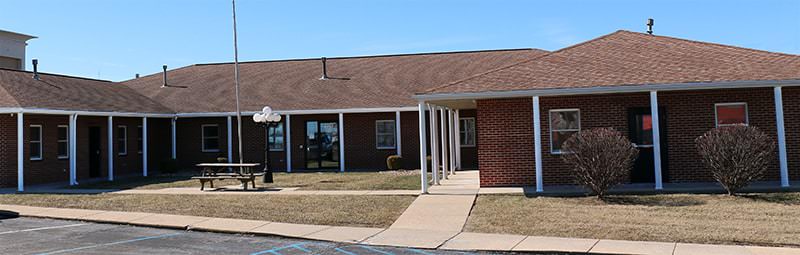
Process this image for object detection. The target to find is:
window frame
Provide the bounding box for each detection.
[29,125,43,161]
[201,124,221,153]
[549,109,581,154]
[375,120,397,150]
[137,125,143,154]
[459,117,476,147]
[714,102,749,127]
[117,125,128,156]
[267,122,285,152]
[57,125,69,159]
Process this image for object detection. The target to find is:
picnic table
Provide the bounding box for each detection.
[193,163,263,190]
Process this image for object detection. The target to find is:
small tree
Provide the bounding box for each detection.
[561,128,638,198]
[696,125,775,195]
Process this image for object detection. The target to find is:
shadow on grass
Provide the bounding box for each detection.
[600,195,706,207]
[69,174,195,190]
[741,193,800,205]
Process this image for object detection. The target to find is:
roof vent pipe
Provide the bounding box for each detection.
[319,57,328,80]
[161,65,167,88]
[32,59,40,80]
[646,18,654,35]
[135,73,140,79]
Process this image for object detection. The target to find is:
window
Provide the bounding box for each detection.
[137,125,143,154]
[460,118,476,147]
[57,125,69,159]
[202,124,220,152]
[715,103,748,127]
[117,126,127,155]
[375,120,396,149]
[549,109,580,154]
[29,125,42,160]
[267,123,284,151]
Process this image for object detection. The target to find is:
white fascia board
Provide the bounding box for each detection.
[413,79,800,101]
[175,106,418,117]
[0,108,174,117]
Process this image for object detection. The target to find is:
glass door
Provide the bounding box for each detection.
[627,107,668,183]
[304,121,340,169]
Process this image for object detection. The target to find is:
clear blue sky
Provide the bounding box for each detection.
[2,0,798,81]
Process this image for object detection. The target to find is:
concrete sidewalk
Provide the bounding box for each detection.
[1,204,799,254]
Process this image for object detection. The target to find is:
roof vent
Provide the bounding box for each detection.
[161,65,167,88]
[646,18,654,35]
[319,57,328,80]
[135,73,140,79]
[32,59,40,80]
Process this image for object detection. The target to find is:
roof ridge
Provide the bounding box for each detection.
[0,67,113,83]
[420,30,625,94]
[193,48,546,66]
[617,30,800,58]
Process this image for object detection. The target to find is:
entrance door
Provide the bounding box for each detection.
[304,121,340,169]
[88,126,102,178]
[628,108,668,183]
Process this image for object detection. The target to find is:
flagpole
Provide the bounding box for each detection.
[231,0,244,164]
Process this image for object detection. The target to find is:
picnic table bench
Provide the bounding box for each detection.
[193,163,262,190]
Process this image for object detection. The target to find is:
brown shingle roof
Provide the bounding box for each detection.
[424,30,800,95]
[0,68,172,113]
[122,49,548,113]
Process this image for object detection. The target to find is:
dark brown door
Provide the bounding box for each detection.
[88,127,102,178]
[628,108,668,183]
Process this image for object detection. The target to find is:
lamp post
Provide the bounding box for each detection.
[253,106,281,183]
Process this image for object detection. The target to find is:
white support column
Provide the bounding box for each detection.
[775,87,790,187]
[428,104,439,185]
[533,96,544,192]
[338,113,345,172]
[417,102,429,194]
[142,117,148,177]
[448,109,456,175]
[439,107,449,179]
[395,111,402,157]
[69,114,78,186]
[650,91,663,190]
[454,109,461,170]
[16,112,24,192]
[171,118,177,159]
[285,114,292,173]
[108,116,114,181]
[227,116,233,163]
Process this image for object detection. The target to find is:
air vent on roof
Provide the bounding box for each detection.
[32,59,40,80]
[161,65,167,88]
[135,73,140,79]
[647,18,654,35]
[319,57,328,80]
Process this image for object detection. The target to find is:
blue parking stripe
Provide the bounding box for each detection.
[335,247,359,255]
[34,233,182,255]
[250,242,310,255]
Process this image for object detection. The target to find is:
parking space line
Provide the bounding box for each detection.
[334,247,359,255]
[0,223,88,235]
[250,241,310,255]
[33,232,182,255]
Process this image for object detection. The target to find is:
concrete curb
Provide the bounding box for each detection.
[0,204,798,255]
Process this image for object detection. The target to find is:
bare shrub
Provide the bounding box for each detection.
[696,125,775,195]
[561,128,638,198]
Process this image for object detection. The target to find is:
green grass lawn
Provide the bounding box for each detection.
[466,193,800,247]
[72,170,423,190]
[0,193,416,228]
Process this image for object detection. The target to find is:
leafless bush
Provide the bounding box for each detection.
[696,125,775,195]
[561,128,638,198]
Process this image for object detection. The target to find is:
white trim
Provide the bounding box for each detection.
[651,91,663,190]
[227,117,233,163]
[548,109,581,154]
[533,96,544,193]
[417,103,429,194]
[57,125,69,159]
[775,87,790,187]
[117,125,128,156]
[428,104,439,185]
[454,110,461,170]
[69,114,77,186]
[439,107,448,179]
[458,117,476,147]
[395,111,402,157]
[142,117,148,176]
[375,119,397,150]
[17,112,24,192]
[0,108,173,117]
[448,109,456,175]
[170,118,177,159]
[338,113,346,172]
[285,114,292,172]
[413,79,800,101]
[107,117,114,181]
[714,102,749,127]
[201,124,221,153]
[28,124,42,161]
[0,106,419,119]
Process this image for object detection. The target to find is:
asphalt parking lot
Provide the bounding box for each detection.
[0,216,575,255]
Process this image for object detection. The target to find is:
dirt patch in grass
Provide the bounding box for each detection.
[466,193,800,247]
[0,194,415,228]
[73,171,422,191]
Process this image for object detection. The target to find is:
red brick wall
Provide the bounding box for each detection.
[400,111,422,169]
[476,98,535,187]
[175,117,229,170]
[784,87,800,181]
[344,112,398,170]
[0,114,15,187]
[24,115,71,185]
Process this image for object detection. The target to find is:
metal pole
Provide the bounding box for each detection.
[232,0,244,165]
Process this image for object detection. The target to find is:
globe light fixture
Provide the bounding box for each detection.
[253,106,282,183]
